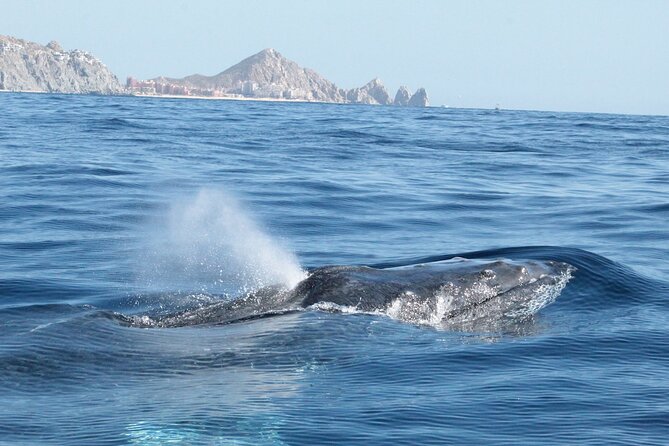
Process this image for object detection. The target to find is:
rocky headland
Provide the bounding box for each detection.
[128,48,429,106]
[0,34,429,106]
[0,35,122,94]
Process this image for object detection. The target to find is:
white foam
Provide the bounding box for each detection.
[308,301,373,315]
[505,268,574,318]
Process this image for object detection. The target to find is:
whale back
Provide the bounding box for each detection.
[121,258,574,329]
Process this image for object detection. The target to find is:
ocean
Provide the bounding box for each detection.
[1,92,668,445]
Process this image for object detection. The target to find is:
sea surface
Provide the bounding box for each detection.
[1,92,668,445]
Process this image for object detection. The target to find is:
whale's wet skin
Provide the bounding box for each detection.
[121,258,574,330]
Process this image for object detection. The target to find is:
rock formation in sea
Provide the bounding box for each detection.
[408,88,429,107]
[394,86,411,106]
[0,35,123,94]
[132,48,429,106]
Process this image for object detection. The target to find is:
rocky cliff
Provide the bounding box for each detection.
[0,35,122,94]
[346,78,393,105]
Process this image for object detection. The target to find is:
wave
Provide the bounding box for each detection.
[85,117,148,132]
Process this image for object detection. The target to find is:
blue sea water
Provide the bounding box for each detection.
[1,92,668,445]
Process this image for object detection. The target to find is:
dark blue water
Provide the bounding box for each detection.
[1,93,668,445]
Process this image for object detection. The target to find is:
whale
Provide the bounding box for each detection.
[121,257,574,329]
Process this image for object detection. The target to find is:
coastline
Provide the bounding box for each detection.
[129,92,321,103]
[0,88,48,94]
[0,89,343,105]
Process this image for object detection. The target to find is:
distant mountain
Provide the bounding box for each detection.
[135,48,429,106]
[0,35,122,94]
[157,48,345,103]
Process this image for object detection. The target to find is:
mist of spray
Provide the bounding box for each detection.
[141,188,305,295]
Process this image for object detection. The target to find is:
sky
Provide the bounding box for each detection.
[1,0,668,115]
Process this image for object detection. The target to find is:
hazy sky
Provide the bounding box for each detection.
[2,0,668,115]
